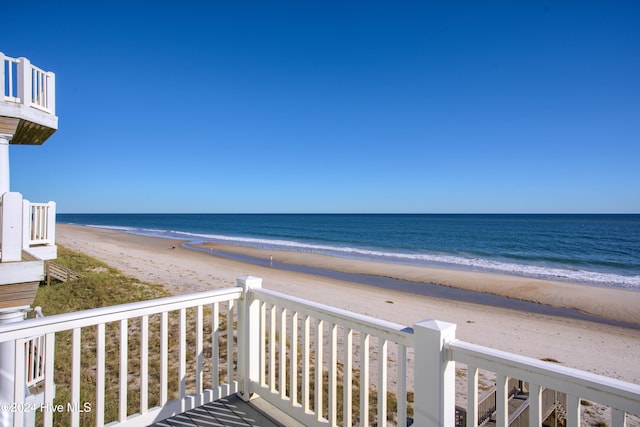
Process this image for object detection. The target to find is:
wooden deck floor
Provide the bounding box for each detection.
[150,394,304,427]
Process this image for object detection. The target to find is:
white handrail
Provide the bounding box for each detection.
[23,201,56,246]
[1,194,56,261]
[448,340,640,426]
[0,288,242,342]
[1,287,243,427]
[2,54,21,102]
[252,287,414,346]
[1,52,55,114]
[28,63,50,112]
[2,280,639,427]
[248,286,414,427]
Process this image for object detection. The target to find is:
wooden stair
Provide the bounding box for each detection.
[45,261,81,284]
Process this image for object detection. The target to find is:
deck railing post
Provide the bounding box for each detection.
[46,72,55,114]
[17,57,31,108]
[237,276,262,401]
[47,201,56,245]
[0,53,5,99]
[0,135,10,196]
[413,318,457,427]
[0,310,27,427]
[22,199,31,249]
[1,192,23,262]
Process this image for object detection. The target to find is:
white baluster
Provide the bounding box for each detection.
[140,315,149,414]
[344,328,353,427]
[360,332,370,427]
[119,319,128,421]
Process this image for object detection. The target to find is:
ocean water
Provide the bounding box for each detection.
[57,214,640,291]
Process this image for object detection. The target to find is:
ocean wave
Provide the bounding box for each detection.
[86,224,169,234]
[90,225,640,290]
[86,224,136,231]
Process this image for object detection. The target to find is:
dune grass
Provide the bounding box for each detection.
[34,246,170,313]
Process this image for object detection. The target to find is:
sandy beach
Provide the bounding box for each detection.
[55,224,640,387]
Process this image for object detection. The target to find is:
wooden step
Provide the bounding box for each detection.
[45,261,81,284]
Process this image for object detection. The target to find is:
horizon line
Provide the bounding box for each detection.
[57,212,640,216]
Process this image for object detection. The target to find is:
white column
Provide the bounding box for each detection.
[17,57,31,108]
[0,52,5,102]
[47,201,56,245]
[0,53,5,99]
[1,192,23,262]
[0,309,27,427]
[413,318,457,427]
[0,135,10,196]
[237,276,262,401]
[46,72,56,115]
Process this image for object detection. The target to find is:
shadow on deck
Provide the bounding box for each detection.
[150,394,304,427]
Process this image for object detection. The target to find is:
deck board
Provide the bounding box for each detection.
[150,394,303,427]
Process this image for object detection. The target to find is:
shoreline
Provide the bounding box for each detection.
[184,242,640,330]
[55,224,640,385]
[186,241,640,328]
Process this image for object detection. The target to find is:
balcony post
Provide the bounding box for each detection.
[237,276,262,401]
[22,199,31,249]
[1,192,23,262]
[413,318,457,427]
[46,72,55,115]
[0,310,27,427]
[17,57,31,107]
[0,135,10,195]
[47,201,56,245]
[0,53,5,99]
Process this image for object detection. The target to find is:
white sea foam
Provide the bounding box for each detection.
[89,225,640,290]
[87,224,135,231]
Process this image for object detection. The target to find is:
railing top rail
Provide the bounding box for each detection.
[29,62,49,76]
[2,54,19,65]
[448,339,640,415]
[1,53,51,73]
[0,287,243,343]
[27,201,54,207]
[252,287,414,346]
[1,52,56,116]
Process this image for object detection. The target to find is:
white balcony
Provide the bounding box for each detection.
[0,193,57,263]
[0,276,638,427]
[0,51,58,301]
[1,53,57,145]
[0,193,56,310]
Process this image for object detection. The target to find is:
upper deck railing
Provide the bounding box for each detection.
[1,53,55,115]
[0,276,638,427]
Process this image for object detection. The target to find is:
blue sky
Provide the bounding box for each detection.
[3,1,639,213]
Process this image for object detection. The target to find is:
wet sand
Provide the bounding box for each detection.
[187,242,640,329]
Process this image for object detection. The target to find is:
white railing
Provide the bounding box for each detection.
[2,55,20,102]
[1,53,55,114]
[1,277,639,427]
[25,307,46,388]
[449,340,640,427]
[0,287,242,427]
[238,279,640,427]
[246,285,414,427]
[23,200,56,246]
[0,193,56,261]
[24,334,46,388]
